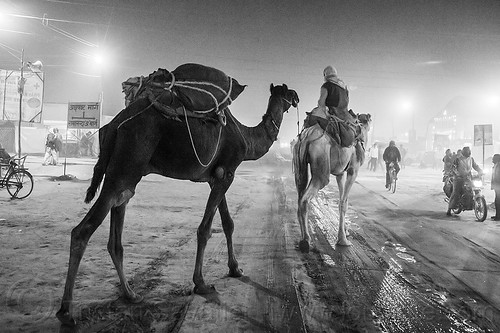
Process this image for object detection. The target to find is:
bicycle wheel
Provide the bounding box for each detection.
[474,196,487,222]
[391,176,397,193]
[6,170,34,199]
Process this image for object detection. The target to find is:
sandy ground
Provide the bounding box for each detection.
[0,156,311,332]
[1,155,499,332]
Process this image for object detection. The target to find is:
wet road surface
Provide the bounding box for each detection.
[3,160,499,332]
[283,165,500,332]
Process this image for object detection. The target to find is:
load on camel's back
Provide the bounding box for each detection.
[122,63,246,125]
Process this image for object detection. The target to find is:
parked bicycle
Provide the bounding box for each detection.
[387,162,397,193]
[0,155,34,199]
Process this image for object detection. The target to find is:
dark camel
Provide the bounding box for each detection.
[56,84,299,326]
[292,114,371,251]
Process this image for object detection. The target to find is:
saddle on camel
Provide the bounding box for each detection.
[302,106,360,148]
[122,63,246,126]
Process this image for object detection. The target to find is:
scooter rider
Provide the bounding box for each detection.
[447,146,483,216]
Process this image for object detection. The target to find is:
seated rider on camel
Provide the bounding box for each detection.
[303,66,357,147]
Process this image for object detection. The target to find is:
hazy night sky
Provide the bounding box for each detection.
[1,0,500,145]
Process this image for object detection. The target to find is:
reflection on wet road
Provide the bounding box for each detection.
[301,184,491,332]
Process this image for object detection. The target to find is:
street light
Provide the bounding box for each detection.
[400,99,416,144]
[17,48,43,157]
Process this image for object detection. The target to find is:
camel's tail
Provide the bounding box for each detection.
[84,124,111,203]
[292,133,309,196]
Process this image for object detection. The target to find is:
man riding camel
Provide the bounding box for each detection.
[302,65,357,147]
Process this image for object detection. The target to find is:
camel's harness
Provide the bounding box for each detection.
[121,75,297,168]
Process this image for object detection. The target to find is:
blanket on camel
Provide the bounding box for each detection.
[302,107,361,148]
[122,63,246,125]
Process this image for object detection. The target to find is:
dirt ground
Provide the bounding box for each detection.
[0,157,314,332]
[1,156,499,332]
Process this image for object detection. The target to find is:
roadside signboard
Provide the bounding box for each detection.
[67,102,100,129]
[473,124,492,146]
[0,69,44,122]
[474,124,493,168]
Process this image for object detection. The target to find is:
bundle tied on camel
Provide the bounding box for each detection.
[122,63,246,125]
[302,106,361,148]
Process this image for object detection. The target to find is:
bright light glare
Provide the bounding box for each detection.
[94,53,105,66]
[0,12,15,28]
[91,48,113,69]
[401,100,412,111]
[473,179,483,188]
[484,95,500,108]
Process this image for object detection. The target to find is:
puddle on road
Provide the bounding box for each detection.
[395,252,416,263]
[382,242,417,264]
[307,190,487,332]
[373,260,482,333]
[320,253,336,267]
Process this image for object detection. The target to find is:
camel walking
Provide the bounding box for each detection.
[292,114,371,252]
[56,84,299,326]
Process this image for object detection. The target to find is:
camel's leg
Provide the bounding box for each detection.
[295,166,310,252]
[297,189,311,253]
[56,194,115,326]
[336,169,357,246]
[218,195,243,277]
[298,161,330,253]
[193,173,234,294]
[108,201,143,303]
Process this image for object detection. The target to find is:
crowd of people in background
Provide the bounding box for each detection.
[365,141,500,221]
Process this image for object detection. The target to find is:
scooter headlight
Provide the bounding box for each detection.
[473,179,483,187]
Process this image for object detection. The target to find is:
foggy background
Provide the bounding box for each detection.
[1,0,500,149]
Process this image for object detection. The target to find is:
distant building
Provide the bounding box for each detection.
[426,96,500,164]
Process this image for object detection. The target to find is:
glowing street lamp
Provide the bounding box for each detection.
[484,95,499,109]
[401,100,414,130]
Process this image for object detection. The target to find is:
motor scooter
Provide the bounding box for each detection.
[443,173,488,222]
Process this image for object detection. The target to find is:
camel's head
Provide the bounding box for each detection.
[270,84,299,112]
[357,113,372,127]
[356,113,372,141]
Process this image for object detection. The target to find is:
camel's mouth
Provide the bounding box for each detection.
[290,91,299,108]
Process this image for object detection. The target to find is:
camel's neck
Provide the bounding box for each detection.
[238,112,281,161]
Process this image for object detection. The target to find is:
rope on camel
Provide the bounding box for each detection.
[162,72,233,125]
[183,105,223,168]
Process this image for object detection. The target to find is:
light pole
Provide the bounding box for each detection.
[18,49,25,158]
[16,49,43,157]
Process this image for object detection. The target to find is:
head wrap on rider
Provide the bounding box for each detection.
[323,65,337,78]
[462,146,471,158]
[322,65,347,89]
[493,154,500,164]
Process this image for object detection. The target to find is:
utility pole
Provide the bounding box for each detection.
[18,48,25,157]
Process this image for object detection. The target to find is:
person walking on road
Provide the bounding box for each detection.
[491,153,500,221]
[42,128,57,166]
[378,143,385,172]
[53,128,63,165]
[368,143,379,171]
[399,144,407,169]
